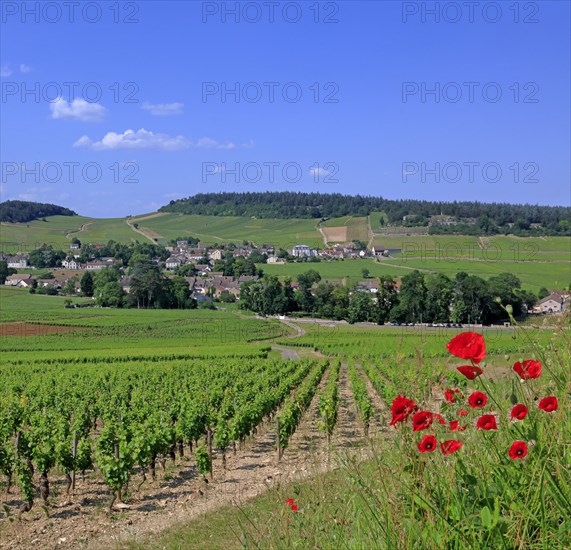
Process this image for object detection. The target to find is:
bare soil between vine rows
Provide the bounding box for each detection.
[0,358,390,550]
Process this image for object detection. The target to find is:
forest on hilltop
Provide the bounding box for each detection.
[160,192,571,236]
[0,201,77,223]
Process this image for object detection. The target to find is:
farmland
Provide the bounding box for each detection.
[1,213,569,294]
[1,285,569,549]
[131,212,324,248]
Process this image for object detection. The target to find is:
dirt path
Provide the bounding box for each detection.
[271,345,300,360]
[0,357,369,550]
[65,221,94,239]
[125,218,159,243]
[354,362,389,435]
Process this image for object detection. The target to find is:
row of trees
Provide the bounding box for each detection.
[240,270,537,325]
[80,260,197,309]
[161,192,571,234]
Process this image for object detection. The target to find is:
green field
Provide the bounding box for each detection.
[132,212,323,248]
[260,258,410,280]
[0,286,288,363]
[1,214,568,291]
[1,284,568,550]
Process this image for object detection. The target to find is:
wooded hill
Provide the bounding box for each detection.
[160,192,570,236]
[0,201,77,223]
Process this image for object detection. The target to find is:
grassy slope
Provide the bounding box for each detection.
[133,213,324,248]
[1,214,568,291]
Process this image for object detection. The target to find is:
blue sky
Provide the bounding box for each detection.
[1,0,569,217]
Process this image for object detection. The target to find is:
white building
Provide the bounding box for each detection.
[292,244,317,258]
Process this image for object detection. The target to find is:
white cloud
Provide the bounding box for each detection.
[20,64,32,73]
[74,128,190,151]
[50,97,106,122]
[74,129,240,151]
[195,137,236,149]
[0,65,12,77]
[142,101,184,116]
[309,167,332,177]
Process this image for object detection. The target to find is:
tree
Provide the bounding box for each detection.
[172,276,193,308]
[347,291,372,324]
[361,268,370,279]
[80,272,94,297]
[451,272,490,324]
[0,261,16,284]
[390,271,427,323]
[29,244,65,268]
[372,276,399,325]
[63,277,78,295]
[96,281,124,307]
[488,273,524,320]
[424,273,453,323]
[538,287,550,300]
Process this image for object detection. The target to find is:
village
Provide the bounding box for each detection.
[1,239,568,316]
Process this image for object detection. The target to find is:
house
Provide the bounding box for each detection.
[62,257,82,270]
[70,242,81,250]
[357,280,379,293]
[194,264,212,274]
[319,249,344,259]
[165,256,184,270]
[232,247,253,258]
[292,244,317,258]
[188,253,207,262]
[533,291,570,314]
[120,277,132,293]
[7,254,29,269]
[267,255,286,264]
[83,258,122,270]
[208,249,224,261]
[4,273,34,287]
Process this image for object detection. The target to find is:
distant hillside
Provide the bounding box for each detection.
[160,192,571,236]
[0,201,77,223]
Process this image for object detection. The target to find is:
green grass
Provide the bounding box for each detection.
[0,215,94,251]
[0,287,289,363]
[260,258,410,281]
[0,215,144,251]
[133,213,323,248]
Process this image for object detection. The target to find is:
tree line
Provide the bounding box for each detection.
[160,192,571,235]
[239,270,538,325]
[0,201,77,223]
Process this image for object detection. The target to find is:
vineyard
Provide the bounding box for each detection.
[0,289,568,549]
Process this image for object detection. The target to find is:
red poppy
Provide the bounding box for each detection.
[468,391,487,409]
[390,395,417,426]
[417,434,438,453]
[449,420,466,432]
[513,360,542,380]
[286,498,295,506]
[444,388,460,403]
[476,414,498,430]
[441,440,463,455]
[412,411,433,431]
[508,440,528,460]
[456,365,484,380]
[458,408,469,417]
[447,332,486,364]
[538,396,558,412]
[510,404,528,421]
[433,413,446,425]
[290,504,299,512]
